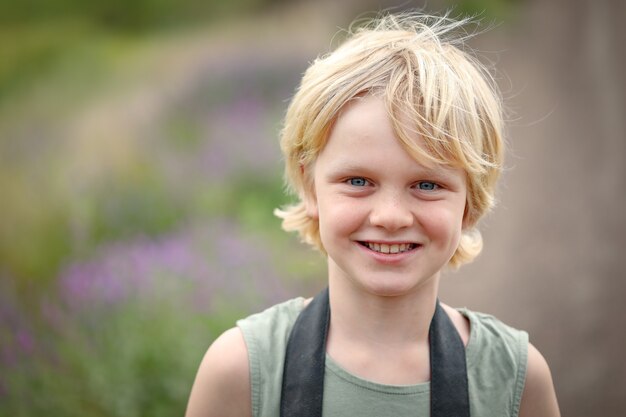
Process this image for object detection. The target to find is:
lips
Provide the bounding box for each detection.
[358,241,419,254]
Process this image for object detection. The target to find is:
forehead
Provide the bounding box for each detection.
[319,95,464,179]
[325,94,458,169]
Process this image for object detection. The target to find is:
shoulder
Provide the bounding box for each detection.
[456,308,530,370]
[186,299,305,417]
[461,308,529,355]
[185,327,251,417]
[518,343,561,417]
[442,303,471,346]
[230,297,306,417]
[459,309,561,416]
[457,308,529,416]
[237,297,306,350]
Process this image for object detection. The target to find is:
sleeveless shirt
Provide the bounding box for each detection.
[237,297,528,417]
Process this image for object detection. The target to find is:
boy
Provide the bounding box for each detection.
[186,12,560,417]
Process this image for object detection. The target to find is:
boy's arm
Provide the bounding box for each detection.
[518,343,561,417]
[185,327,252,417]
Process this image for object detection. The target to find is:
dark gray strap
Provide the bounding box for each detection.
[280,288,469,417]
[280,287,330,416]
[429,301,470,417]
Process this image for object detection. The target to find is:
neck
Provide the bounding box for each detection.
[326,267,440,348]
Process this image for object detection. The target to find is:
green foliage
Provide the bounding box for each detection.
[88,174,184,244]
[0,6,320,416]
[0,0,281,30]
[224,173,286,229]
[0,291,239,417]
[0,20,89,98]
[446,0,522,21]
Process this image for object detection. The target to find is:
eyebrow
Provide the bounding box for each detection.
[325,161,463,182]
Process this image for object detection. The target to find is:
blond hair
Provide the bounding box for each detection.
[275,12,504,268]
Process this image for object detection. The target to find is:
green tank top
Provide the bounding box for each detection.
[237,297,528,417]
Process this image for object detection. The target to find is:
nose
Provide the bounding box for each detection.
[368,190,414,231]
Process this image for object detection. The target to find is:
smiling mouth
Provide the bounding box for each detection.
[358,242,419,254]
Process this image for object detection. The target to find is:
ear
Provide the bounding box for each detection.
[461,202,472,230]
[301,164,319,219]
[303,191,319,220]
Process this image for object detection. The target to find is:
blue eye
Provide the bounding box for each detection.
[348,177,368,187]
[417,181,438,191]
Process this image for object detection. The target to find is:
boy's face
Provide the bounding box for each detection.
[304,95,467,297]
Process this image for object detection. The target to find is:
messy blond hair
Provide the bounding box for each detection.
[275,12,505,268]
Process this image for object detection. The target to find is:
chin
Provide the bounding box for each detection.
[360,275,435,298]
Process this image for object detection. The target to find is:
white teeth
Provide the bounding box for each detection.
[366,242,413,254]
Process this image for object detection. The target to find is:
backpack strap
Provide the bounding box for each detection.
[280,287,329,416]
[429,301,470,416]
[280,288,469,417]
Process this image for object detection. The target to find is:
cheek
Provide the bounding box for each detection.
[318,199,363,239]
[420,205,465,242]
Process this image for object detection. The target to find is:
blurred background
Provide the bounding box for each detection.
[0,0,624,415]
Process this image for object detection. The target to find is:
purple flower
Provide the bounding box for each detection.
[16,330,34,354]
[57,219,290,314]
[198,93,282,181]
